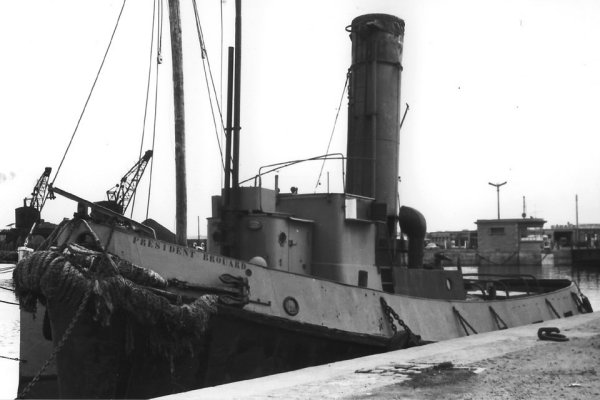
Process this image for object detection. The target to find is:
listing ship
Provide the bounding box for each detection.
[14,2,592,399]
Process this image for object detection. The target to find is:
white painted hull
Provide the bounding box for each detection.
[62,220,583,342]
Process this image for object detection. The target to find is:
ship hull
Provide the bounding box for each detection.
[16,219,588,398]
[19,302,388,398]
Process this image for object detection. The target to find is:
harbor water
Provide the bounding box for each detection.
[0,264,19,400]
[1,260,599,399]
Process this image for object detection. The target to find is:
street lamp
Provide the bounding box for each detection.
[488,181,507,219]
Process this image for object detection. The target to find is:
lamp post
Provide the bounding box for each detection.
[488,181,507,219]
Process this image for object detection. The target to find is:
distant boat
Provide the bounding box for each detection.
[14,3,593,399]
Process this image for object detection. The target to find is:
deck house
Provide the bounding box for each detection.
[476,218,546,266]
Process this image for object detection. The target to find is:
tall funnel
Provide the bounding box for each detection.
[346,14,404,221]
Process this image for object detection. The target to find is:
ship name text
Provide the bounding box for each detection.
[132,236,246,269]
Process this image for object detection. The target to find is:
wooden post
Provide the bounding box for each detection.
[168,0,187,246]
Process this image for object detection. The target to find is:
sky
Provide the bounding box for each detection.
[1,0,600,236]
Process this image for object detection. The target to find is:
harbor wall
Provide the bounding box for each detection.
[476,250,541,266]
[423,249,477,266]
[423,248,544,267]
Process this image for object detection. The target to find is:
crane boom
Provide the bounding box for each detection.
[106,150,153,214]
[24,167,52,212]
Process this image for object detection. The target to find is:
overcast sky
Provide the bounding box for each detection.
[1,0,600,235]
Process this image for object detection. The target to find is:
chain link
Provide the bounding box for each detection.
[380,297,415,337]
[18,284,92,399]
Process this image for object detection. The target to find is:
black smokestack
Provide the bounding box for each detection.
[346,14,404,223]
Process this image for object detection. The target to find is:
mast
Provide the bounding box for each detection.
[575,194,579,246]
[224,46,234,206]
[232,0,242,188]
[168,0,188,246]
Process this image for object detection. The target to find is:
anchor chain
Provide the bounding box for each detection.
[380,297,421,347]
[18,284,93,399]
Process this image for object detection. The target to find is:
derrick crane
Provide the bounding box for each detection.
[106,150,153,214]
[23,167,53,212]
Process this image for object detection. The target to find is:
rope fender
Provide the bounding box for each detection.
[13,246,222,398]
[13,247,218,334]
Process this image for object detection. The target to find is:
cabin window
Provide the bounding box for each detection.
[358,270,368,287]
[490,227,505,236]
[345,198,357,219]
[446,278,453,291]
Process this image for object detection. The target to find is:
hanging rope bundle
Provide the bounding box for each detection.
[13,242,225,398]
[13,246,218,352]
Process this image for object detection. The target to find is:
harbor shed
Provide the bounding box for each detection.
[476,217,546,266]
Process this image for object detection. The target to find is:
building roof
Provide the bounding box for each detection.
[475,218,546,227]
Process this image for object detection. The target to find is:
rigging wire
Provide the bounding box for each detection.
[51,0,129,188]
[192,0,226,172]
[131,0,159,219]
[313,70,350,193]
[146,0,164,220]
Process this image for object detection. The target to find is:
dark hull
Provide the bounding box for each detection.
[203,307,389,388]
[21,304,387,399]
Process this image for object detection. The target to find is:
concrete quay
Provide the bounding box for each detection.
[157,312,600,400]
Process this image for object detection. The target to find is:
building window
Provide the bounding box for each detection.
[490,227,505,236]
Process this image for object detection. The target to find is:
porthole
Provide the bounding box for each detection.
[283,297,299,316]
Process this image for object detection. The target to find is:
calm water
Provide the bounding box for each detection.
[0,264,19,400]
[1,260,599,399]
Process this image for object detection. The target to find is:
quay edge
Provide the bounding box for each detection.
[155,312,600,400]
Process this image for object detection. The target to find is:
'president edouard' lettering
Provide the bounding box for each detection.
[132,236,246,269]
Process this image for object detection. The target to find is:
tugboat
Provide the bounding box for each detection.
[14,2,591,399]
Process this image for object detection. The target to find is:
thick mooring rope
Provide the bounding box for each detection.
[13,246,219,396]
[13,247,217,331]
